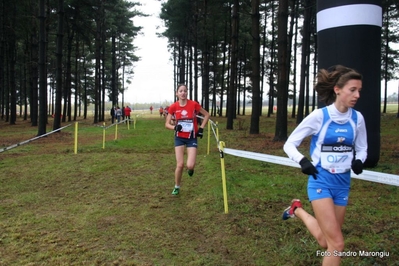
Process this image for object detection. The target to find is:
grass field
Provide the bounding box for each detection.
[0,109,398,265]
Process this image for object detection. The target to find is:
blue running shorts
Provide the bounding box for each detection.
[308,187,350,206]
[174,137,198,148]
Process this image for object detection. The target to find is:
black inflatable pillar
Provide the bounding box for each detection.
[317,1,382,167]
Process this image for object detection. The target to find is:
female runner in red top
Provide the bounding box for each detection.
[165,84,210,195]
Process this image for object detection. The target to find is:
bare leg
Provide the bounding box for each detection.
[174,146,185,186]
[295,198,346,266]
[186,147,197,172]
[313,199,345,266]
[295,207,327,248]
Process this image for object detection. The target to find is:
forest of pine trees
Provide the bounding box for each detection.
[1,0,398,137]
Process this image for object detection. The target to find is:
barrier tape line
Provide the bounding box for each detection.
[196,115,220,145]
[223,148,399,187]
[104,118,131,129]
[0,124,72,153]
[1,118,133,154]
[4,117,396,186]
[196,117,398,187]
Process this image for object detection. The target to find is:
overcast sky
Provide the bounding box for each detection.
[125,0,398,105]
[125,0,174,105]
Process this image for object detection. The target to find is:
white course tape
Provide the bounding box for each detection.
[223,148,399,186]
[197,115,220,143]
[0,124,72,153]
[104,118,130,129]
[196,115,218,127]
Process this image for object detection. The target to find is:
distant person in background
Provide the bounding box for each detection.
[165,106,175,125]
[150,106,153,114]
[159,106,164,117]
[165,84,210,196]
[164,106,169,117]
[124,106,132,123]
[282,65,367,266]
[115,106,122,123]
[110,107,115,124]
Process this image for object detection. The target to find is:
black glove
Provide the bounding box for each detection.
[197,127,204,139]
[174,124,182,132]
[299,157,318,180]
[351,159,363,175]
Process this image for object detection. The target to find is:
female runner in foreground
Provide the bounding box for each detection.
[282,65,368,265]
[165,84,210,195]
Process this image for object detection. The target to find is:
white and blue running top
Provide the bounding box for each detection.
[284,104,368,189]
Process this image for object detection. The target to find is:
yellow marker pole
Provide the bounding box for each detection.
[134,117,136,129]
[115,123,118,140]
[219,141,229,214]
[74,122,78,154]
[216,122,219,148]
[102,122,106,149]
[127,118,130,130]
[207,122,210,155]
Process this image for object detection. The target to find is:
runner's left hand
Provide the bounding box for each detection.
[198,128,204,139]
[351,159,363,175]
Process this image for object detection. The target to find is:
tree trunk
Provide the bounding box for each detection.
[260,5,268,117]
[74,37,79,121]
[250,0,260,134]
[8,2,17,125]
[101,41,106,122]
[227,0,239,129]
[38,0,47,134]
[30,27,39,126]
[220,19,228,117]
[296,0,312,124]
[53,0,64,131]
[93,2,102,124]
[64,23,74,122]
[382,15,389,114]
[267,1,276,117]
[274,0,289,141]
[111,34,117,107]
[290,0,299,118]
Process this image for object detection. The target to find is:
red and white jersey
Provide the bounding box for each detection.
[168,100,201,139]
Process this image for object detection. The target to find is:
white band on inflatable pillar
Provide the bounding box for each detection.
[317,4,382,32]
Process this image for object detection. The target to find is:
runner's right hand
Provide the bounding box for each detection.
[174,124,182,132]
[299,157,318,180]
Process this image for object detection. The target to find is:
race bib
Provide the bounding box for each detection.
[320,144,353,174]
[178,119,194,132]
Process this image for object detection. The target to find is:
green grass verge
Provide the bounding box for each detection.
[0,112,398,265]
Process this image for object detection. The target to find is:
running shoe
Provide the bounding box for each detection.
[172,187,180,195]
[282,199,302,220]
[188,169,194,177]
